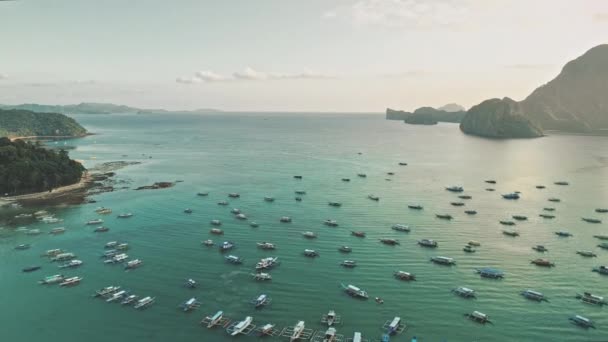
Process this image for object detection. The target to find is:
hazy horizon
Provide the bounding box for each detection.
[1,0,607,112]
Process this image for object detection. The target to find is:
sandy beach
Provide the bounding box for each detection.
[1,172,93,206]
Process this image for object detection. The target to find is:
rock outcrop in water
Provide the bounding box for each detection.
[461,44,608,138]
[460,98,543,138]
[386,106,466,125]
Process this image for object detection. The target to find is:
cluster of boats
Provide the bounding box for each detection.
[93,285,154,309]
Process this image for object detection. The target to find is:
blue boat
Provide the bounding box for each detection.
[219,241,235,252]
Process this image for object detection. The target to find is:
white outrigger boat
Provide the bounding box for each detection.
[51,253,76,262]
[576,292,606,305]
[256,257,279,270]
[179,297,201,312]
[252,294,271,308]
[59,259,83,269]
[86,219,103,225]
[106,290,128,303]
[341,284,368,299]
[322,327,337,342]
[49,227,66,235]
[105,253,128,264]
[39,274,65,285]
[252,272,272,281]
[59,276,82,287]
[42,248,63,257]
[125,259,143,270]
[94,286,121,297]
[202,310,224,328]
[259,323,275,336]
[134,296,155,309]
[121,294,138,305]
[290,321,305,341]
[230,316,253,336]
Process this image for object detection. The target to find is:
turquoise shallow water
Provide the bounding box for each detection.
[1,113,608,342]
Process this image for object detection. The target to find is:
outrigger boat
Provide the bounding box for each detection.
[225,255,243,264]
[264,196,275,202]
[582,217,602,224]
[338,246,352,253]
[328,202,342,207]
[531,258,555,267]
[252,272,272,281]
[179,297,201,312]
[340,260,357,268]
[445,186,464,192]
[452,287,475,298]
[202,239,214,246]
[532,245,548,252]
[95,207,112,215]
[117,213,133,218]
[121,294,139,305]
[502,230,519,237]
[387,317,403,335]
[521,289,547,302]
[116,243,129,251]
[252,294,270,308]
[257,242,276,250]
[380,238,399,245]
[211,219,222,226]
[341,284,368,299]
[86,219,103,225]
[219,241,235,252]
[184,278,197,288]
[134,296,155,309]
[94,286,121,297]
[391,224,410,232]
[576,250,597,257]
[322,327,337,342]
[125,259,143,270]
[105,253,128,264]
[576,292,606,305]
[290,321,305,341]
[302,231,317,238]
[418,239,438,248]
[476,268,504,279]
[539,214,555,219]
[255,257,279,270]
[59,276,82,287]
[106,290,128,303]
[230,316,253,336]
[408,204,423,210]
[324,310,337,326]
[304,249,319,257]
[210,228,224,235]
[430,256,455,265]
[394,271,416,281]
[39,274,65,285]
[435,214,453,220]
[236,214,247,220]
[324,219,339,227]
[49,227,66,235]
[259,323,275,336]
[569,315,595,329]
[51,253,76,262]
[203,310,223,328]
[59,259,83,269]
[367,195,379,201]
[465,311,491,324]
[105,241,118,249]
[93,226,109,233]
[555,231,572,237]
[351,231,366,237]
[42,249,63,257]
[280,216,292,223]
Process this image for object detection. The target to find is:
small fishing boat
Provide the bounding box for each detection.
[179,297,201,312]
[476,268,504,279]
[295,196,303,201]
[255,257,279,270]
[59,276,82,287]
[452,287,475,298]
[252,272,272,281]
[202,239,214,246]
[26,229,41,235]
[554,181,569,186]
[231,208,241,215]
[387,317,402,335]
[49,227,66,235]
[500,220,516,226]
[576,292,606,306]
[228,193,240,198]
[134,296,155,309]
[445,186,464,193]
[539,214,555,219]
[219,241,235,252]
[464,210,477,215]
[596,208,608,213]
[430,256,455,265]
[257,242,276,250]
[210,228,224,235]
[367,194,380,201]
[399,162,408,166]
[465,311,491,324]
[22,266,41,273]
[252,294,270,308]
[341,178,350,182]
[217,200,229,206]
[351,231,366,237]
[357,173,367,177]
[451,202,465,207]
[59,259,83,269]
[408,204,423,210]
[304,249,319,257]
[418,239,438,248]
[94,286,121,297]
[394,271,416,281]
[264,196,275,202]
[463,245,476,253]
[121,294,138,305]
[322,327,337,342]
[521,289,547,302]
[324,219,339,227]
[294,175,303,179]
[569,315,594,329]
[231,316,253,336]
[486,188,495,192]
[328,202,342,207]
[197,192,209,196]
[125,259,143,270]
[485,180,496,184]
[106,290,128,303]
[380,238,399,245]
[184,208,193,214]
[340,260,356,268]
[582,217,602,224]
[104,253,128,264]
[435,214,453,220]
[577,250,597,257]
[548,198,561,202]
[502,230,519,237]
[259,323,275,336]
[458,195,472,199]
[210,219,222,226]
[391,224,410,232]
[598,242,608,250]
[105,241,118,249]
[536,185,546,189]
[225,255,243,264]
[543,207,555,211]
[117,213,133,218]
[386,172,394,176]
[502,193,520,200]
[295,190,307,195]
[532,245,548,253]
[237,214,248,220]
[93,226,109,233]
[116,243,129,251]
[593,234,608,240]
[290,321,305,341]
[376,297,384,304]
[341,284,368,299]
[15,244,30,250]
[555,231,572,237]
[95,207,112,215]
[593,266,608,275]
[86,219,103,225]
[203,310,223,328]
[280,216,292,223]
[184,278,197,288]
[338,246,352,253]
[513,215,527,221]
[51,252,76,262]
[325,310,337,326]
[468,240,481,246]
[39,274,65,285]
[531,258,555,267]
[302,231,317,238]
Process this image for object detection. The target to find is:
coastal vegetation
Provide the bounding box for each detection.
[0,138,85,196]
[386,106,466,124]
[0,109,87,138]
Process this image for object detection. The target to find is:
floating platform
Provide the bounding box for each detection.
[226,321,256,336]
[311,330,345,342]
[200,316,231,329]
[321,313,342,325]
[279,326,315,340]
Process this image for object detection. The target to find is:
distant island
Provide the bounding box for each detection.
[459,44,608,138]
[0,109,88,138]
[0,102,222,115]
[386,105,467,125]
[0,138,85,196]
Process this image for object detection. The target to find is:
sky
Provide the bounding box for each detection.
[0,0,607,112]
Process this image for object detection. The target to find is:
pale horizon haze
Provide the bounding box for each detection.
[1,0,607,112]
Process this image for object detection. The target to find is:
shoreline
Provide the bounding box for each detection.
[8,133,93,142]
[1,172,94,206]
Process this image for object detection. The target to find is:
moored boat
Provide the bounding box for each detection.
[280,216,292,223]
[338,246,352,253]
[598,242,608,250]
[341,283,368,299]
[340,260,356,268]
[521,289,547,301]
[502,230,519,237]
[203,310,223,328]
[576,292,606,305]
[290,321,305,341]
[93,226,109,233]
[179,297,201,312]
[134,296,155,309]
[452,287,475,298]
[86,219,103,225]
[351,231,366,237]
[463,245,476,253]
[121,294,138,305]
[593,265,608,275]
[264,196,275,202]
[125,259,143,270]
[252,272,272,281]
[23,266,41,272]
[15,244,30,250]
[328,202,342,207]
[304,249,319,257]
[577,250,597,257]
[49,227,66,235]
[445,186,464,193]
[430,256,455,265]
[467,240,481,246]
[202,239,214,246]
[59,259,83,269]
[257,242,276,250]
[476,267,504,279]
[380,238,399,245]
[408,204,423,210]
[531,258,555,267]
[596,208,608,213]
[387,316,402,335]
[582,217,602,224]
[302,231,317,238]
[322,327,337,342]
[106,290,129,303]
[184,278,197,288]
[117,213,133,218]
[465,311,491,324]
[569,315,594,329]
[324,219,338,227]
[39,274,65,285]
[391,224,410,232]
[210,228,224,235]
[230,316,253,336]
[367,194,379,201]
[418,239,438,248]
[59,276,82,287]
[219,241,235,251]
[394,271,416,281]
[255,257,279,270]
[228,193,240,198]
[94,286,121,297]
[532,245,548,252]
[51,252,76,262]
[211,219,222,226]
[435,214,453,220]
[225,255,243,264]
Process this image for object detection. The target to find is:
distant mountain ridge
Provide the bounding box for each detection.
[0,109,88,138]
[461,44,608,138]
[0,102,223,115]
[386,105,466,125]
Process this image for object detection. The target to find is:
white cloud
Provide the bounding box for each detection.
[177,67,331,84]
[349,0,469,29]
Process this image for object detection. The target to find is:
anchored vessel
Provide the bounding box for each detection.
[179,297,201,312]
[418,239,438,248]
[576,292,606,305]
[394,271,416,281]
[521,289,547,302]
[569,315,595,329]
[134,296,155,309]
[476,268,504,279]
[290,321,305,341]
[465,311,491,324]
[230,316,253,336]
[452,287,475,298]
[391,224,410,232]
[430,256,455,265]
[341,284,368,299]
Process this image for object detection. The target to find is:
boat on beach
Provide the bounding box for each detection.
[463,245,476,253]
[502,193,520,200]
[451,202,465,206]
[464,210,477,215]
[500,220,516,226]
[592,266,608,275]
[555,231,572,237]
[596,208,608,213]
[502,230,519,237]
[539,214,555,219]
